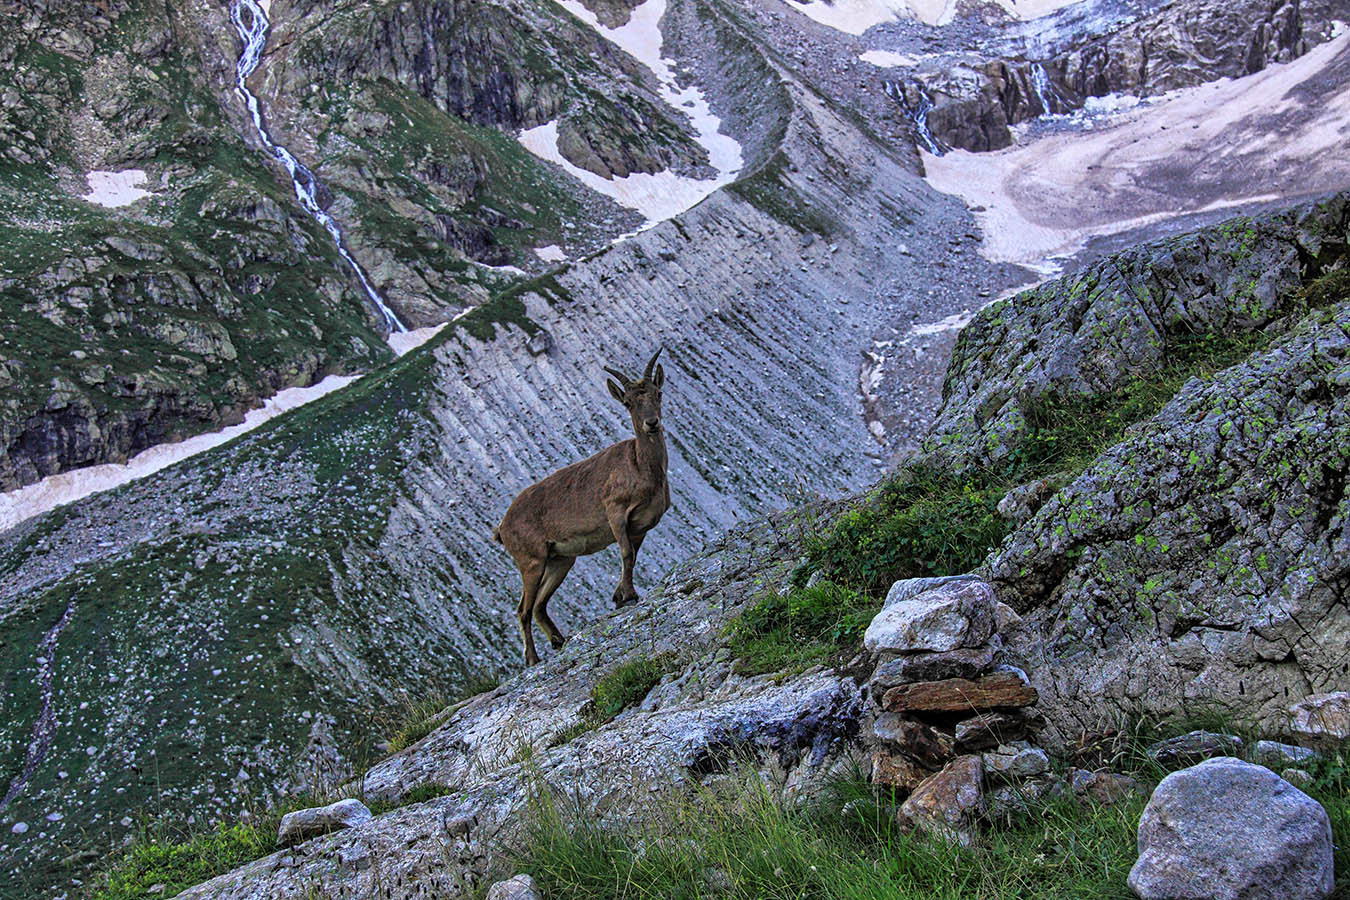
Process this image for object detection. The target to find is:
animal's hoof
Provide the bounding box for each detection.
[550,635,567,650]
[616,591,640,608]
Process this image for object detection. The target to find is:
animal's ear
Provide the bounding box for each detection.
[653,363,664,388]
[607,379,627,404]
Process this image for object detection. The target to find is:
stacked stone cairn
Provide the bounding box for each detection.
[860,574,1050,845]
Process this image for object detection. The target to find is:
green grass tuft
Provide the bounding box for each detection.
[506,740,1350,900]
[727,581,874,676]
[590,654,679,722]
[508,771,1143,900]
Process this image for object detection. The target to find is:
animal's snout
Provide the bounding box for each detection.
[644,418,660,432]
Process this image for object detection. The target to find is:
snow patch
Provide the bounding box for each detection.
[82,170,151,208]
[388,324,446,357]
[534,244,568,262]
[860,50,922,67]
[909,309,975,337]
[537,0,742,226]
[781,0,911,34]
[922,32,1350,269]
[0,375,359,533]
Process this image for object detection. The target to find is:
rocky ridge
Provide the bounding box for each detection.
[0,0,720,490]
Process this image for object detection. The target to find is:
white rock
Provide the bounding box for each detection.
[277,799,372,847]
[864,579,995,653]
[486,873,542,900]
[1289,692,1350,749]
[10,822,28,835]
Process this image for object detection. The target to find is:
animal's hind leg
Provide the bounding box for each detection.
[534,555,576,650]
[516,558,546,666]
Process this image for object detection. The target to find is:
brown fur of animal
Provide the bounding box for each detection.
[494,348,670,666]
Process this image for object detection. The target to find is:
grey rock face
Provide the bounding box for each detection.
[277,798,372,847]
[1289,692,1350,750]
[864,579,996,654]
[1128,758,1333,900]
[958,193,1350,744]
[894,0,1341,153]
[1146,731,1244,768]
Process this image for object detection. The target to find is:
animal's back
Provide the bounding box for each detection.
[495,439,636,553]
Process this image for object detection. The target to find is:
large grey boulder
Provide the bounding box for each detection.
[277,799,372,848]
[1128,758,1333,900]
[864,579,995,654]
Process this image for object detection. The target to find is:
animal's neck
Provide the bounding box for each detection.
[633,427,667,475]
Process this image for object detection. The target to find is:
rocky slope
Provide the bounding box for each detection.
[152,191,1349,900]
[0,1,1025,894]
[3,0,1348,897]
[0,0,391,491]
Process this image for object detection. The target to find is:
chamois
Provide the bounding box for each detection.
[494,348,670,666]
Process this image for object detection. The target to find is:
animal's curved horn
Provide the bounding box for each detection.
[603,365,631,387]
[642,346,663,381]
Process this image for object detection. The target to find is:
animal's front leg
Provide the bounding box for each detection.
[607,509,640,607]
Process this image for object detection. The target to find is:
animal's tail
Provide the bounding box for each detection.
[492,527,502,544]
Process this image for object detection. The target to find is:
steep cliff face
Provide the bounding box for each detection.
[0,0,712,491]
[887,0,1348,152]
[252,0,714,324]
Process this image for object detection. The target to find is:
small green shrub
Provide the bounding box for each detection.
[810,475,1007,596]
[93,820,275,900]
[590,654,679,722]
[727,581,875,675]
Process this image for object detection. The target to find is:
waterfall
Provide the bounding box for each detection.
[229,0,406,333]
[884,80,943,156]
[1030,62,1064,117]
